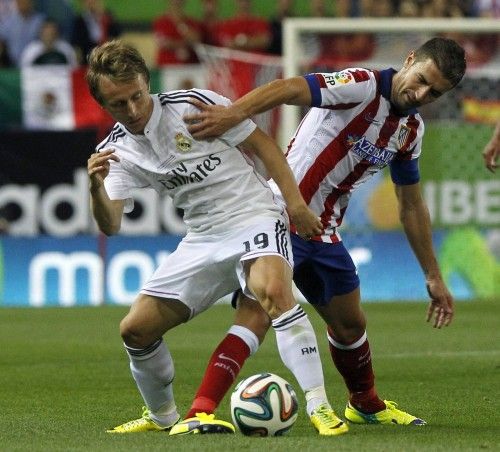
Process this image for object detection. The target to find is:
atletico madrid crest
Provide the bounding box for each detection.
[397,125,411,149]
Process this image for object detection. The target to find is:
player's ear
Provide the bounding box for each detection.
[404,51,416,68]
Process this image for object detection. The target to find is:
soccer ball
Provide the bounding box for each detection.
[230,373,299,437]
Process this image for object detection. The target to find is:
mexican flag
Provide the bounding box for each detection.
[0,65,206,131]
[21,66,112,130]
[0,64,212,131]
[0,66,113,131]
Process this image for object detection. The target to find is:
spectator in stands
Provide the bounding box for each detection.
[20,18,77,66]
[335,0,363,16]
[200,0,219,46]
[0,0,16,69]
[474,0,500,17]
[422,0,497,67]
[0,38,12,66]
[153,0,203,66]
[0,0,45,66]
[298,0,327,64]
[310,0,330,16]
[71,0,121,65]
[420,0,466,17]
[267,0,294,55]
[396,1,430,50]
[0,0,16,22]
[211,0,271,52]
[398,0,421,17]
[311,0,374,69]
[35,0,75,41]
[361,0,395,17]
[466,0,499,65]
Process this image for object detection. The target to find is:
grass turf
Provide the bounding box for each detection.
[0,300,498,451]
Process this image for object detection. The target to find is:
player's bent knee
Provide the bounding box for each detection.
[261,281,293,307]
[119,318,159,348]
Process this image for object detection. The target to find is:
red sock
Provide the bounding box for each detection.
[186,333,250,418]
[327,327,385,414]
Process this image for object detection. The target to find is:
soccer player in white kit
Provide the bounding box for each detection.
[86,40,334,434]
[178,37,466,434]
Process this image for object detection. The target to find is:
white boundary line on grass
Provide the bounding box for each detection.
[377,350,500,359]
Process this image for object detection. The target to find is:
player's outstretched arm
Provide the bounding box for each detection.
[482,120,500,173]
[184,77,311,139]
[241,128,322,238]
[395,183,454,328]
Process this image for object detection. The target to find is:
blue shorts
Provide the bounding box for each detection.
[291,233,359,306]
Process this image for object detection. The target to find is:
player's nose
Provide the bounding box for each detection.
[126,100,138,117]
[415,86,431,102]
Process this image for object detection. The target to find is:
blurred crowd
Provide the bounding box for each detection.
[0,0,498,70]
[0,0,121,68]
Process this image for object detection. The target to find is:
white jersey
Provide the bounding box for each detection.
[97,89,284,233]
[270,68,424,243]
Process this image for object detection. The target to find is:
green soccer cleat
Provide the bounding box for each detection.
[310,404,349,436]
[106,407,180,433]
[345,400,426,426]
[169,412,235,436]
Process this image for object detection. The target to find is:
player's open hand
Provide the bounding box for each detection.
[88,149,119,190]
[482,140,498,173]
[184,99,239,139]
[425,277,454,328]
[288,204,322,240]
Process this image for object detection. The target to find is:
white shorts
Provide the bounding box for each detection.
[140,215,293,318]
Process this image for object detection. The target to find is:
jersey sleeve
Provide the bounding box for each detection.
[103,159,142,213]
[304,69,377,108]
[187,88,257,146]
[389,119,423,185]
[389,156,420,185]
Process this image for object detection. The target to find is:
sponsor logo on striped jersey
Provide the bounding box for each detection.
[322,71,354,87]
[350,136,396,168]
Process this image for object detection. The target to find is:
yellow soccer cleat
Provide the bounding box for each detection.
[310,404,349,436]
[106,407,180,433]
[169,412,235,436]
[345,400,426,426]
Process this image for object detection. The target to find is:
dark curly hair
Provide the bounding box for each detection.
[413,37,466,87]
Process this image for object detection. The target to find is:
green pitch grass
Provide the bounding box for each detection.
[1,301,498,451]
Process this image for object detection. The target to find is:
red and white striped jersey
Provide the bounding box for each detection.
[270,68,424,243]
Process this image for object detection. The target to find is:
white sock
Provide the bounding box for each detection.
[305,386,330,415]
[125,338,179,426]
[272,305,330,415]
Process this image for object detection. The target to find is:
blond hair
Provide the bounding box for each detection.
[86,40,150,104]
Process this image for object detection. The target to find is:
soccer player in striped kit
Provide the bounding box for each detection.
[86,40,335,434]
[176,37,466,434]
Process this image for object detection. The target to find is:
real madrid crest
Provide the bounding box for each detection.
[175,132,192,152]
